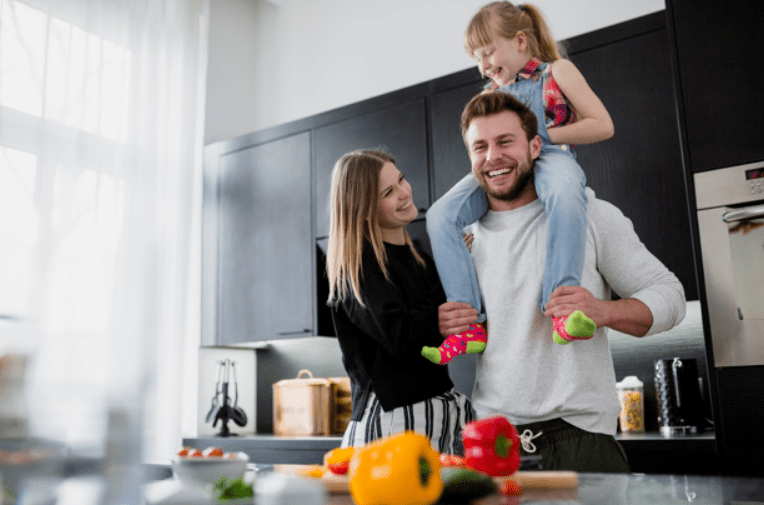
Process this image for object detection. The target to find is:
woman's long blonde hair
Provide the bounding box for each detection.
[464,2,566,62]
[326,149,424,306]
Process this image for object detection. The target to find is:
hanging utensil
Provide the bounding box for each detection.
[213,359,234,436]
[205,360,225,424]
[230,361,248,427]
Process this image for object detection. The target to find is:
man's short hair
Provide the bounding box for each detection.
[461,91,539,145]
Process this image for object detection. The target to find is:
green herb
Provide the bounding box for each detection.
[212,476,254,502]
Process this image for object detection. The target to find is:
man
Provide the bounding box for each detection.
[439,91,686,472]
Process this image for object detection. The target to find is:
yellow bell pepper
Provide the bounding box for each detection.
[349,432,443,505]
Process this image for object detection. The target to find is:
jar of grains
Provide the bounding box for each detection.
[616,375,645,433]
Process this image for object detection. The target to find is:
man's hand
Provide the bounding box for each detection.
[438,301,478,338]
[544,286,608,326]
[463,233,474,252]
[544,285,653,337]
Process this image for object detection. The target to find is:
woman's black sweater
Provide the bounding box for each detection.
[330,241,454,420]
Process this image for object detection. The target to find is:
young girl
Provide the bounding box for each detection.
[326,149,474,452]
[422,1,614,365]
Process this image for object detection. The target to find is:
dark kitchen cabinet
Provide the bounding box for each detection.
[204,132,314,344]
[313,99,430,239]
[666,0,764,173]
[569,20,697,301]
[429,80,484,200]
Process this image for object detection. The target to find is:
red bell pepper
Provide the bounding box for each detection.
[462,416,521,476]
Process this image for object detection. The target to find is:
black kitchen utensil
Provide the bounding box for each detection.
[205,361,225,423]
[210,359,247,436]
[230,362,248,427]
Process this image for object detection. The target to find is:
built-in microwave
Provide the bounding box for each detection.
[695,161,764,368]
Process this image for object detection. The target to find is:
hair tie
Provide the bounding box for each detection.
[517,4,526,12]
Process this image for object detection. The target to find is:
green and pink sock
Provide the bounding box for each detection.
[421,323,487,365]
[552,310,596,345]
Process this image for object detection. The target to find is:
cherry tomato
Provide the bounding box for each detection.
[499,478,523,496]
[327,461,350,475]
[203,446,224,457]
[439,453,466,467]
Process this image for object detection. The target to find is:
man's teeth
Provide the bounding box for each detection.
[488,168,511,178]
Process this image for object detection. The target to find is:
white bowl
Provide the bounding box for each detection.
[171,452,249,488]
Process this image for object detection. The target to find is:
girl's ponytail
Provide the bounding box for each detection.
[464,2,566,62]
[518,4,566,61]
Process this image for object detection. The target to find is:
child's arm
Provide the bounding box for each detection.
[548,58,614,145]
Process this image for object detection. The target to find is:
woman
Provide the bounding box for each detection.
[325,149,474,453]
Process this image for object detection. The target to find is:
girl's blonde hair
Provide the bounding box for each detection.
[464,2,566,62]
[326,149,424,306]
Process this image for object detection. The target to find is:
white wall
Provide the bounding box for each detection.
[204,0,665,144]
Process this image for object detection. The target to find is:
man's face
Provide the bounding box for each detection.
[466,110,541,206]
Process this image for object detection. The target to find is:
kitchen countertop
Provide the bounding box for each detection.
[146,465,764,505]
[261,469,763,504]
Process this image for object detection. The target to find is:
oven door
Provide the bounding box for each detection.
[697,202,764,367]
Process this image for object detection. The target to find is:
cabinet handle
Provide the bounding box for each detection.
[722,204,764,223]
[277,329,311,336]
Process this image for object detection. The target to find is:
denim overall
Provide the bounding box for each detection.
[426,62,588,315]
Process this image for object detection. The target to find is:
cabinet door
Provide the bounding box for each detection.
[429,81,484,201]
[216,132,313,343]
[571,28,698,300]
[313,99,429,238]
[668,0,764,172]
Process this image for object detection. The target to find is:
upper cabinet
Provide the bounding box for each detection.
[313,99,430,238]
[203,132,314,345]
[666,0,764,172]
[429,82,484,201]
[568,17,697,300]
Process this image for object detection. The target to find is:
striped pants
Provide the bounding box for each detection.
[340,390,475,454]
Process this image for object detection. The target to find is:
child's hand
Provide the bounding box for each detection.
[438,301,478,337]
[463,233,474,252]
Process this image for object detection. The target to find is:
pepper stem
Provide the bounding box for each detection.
[419,457,431,486]
[495,434,511,458]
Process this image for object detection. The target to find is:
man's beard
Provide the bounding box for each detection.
[479,152,534,202]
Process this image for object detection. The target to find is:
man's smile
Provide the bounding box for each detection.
[487,167,513,178]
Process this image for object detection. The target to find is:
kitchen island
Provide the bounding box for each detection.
[252,469,762,505]
[145,465,764,504]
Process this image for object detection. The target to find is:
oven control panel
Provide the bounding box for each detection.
[746,166,764,194]
[695,161,764,209]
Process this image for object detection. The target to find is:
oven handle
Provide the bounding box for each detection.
[722,204,764,223]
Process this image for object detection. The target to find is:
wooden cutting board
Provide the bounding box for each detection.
[274,465,578,494]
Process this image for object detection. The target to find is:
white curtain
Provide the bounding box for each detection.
[0,0,208,465]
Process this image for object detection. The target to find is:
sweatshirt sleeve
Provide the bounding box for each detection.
[339,249,445,358]
[589,194,687,336]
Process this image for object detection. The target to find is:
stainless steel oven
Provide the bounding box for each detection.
[695,161,764,367]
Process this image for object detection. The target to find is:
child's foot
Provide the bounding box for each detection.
[421,323,487,365]
[553,310,596,345]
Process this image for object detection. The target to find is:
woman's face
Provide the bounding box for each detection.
[376,162,417,242]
